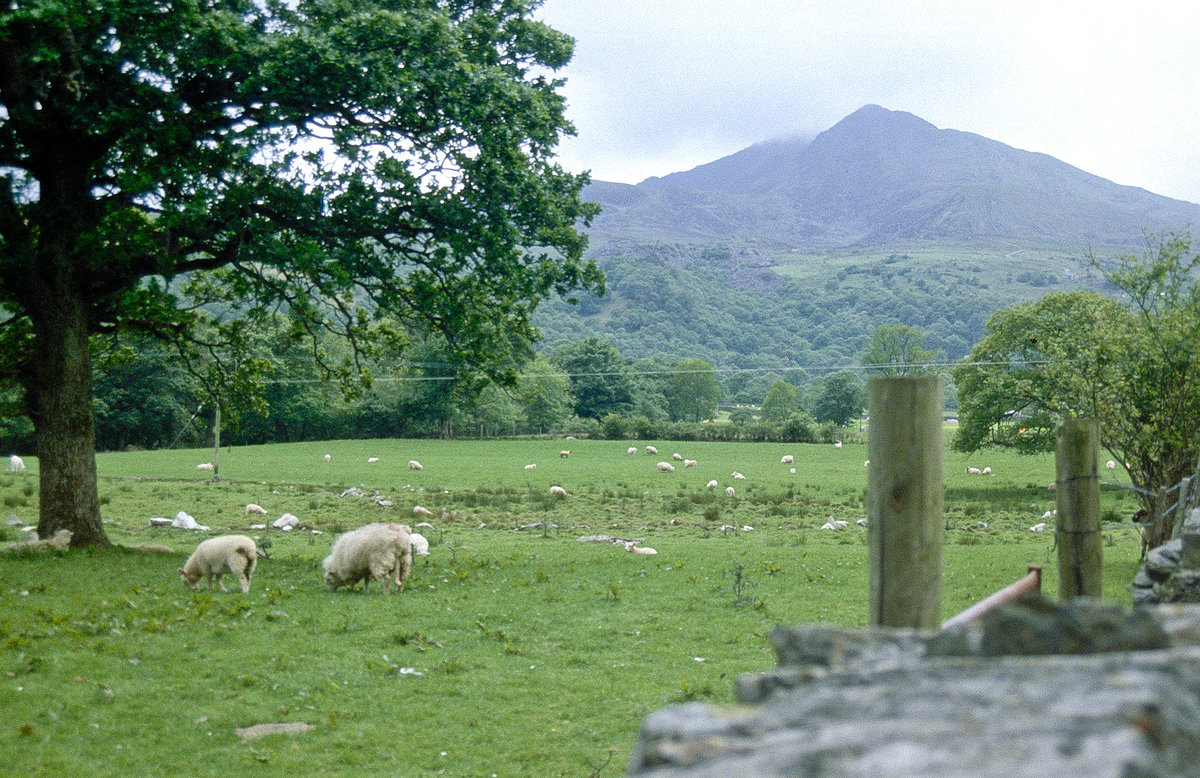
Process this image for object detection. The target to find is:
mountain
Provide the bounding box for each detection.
[582,105,1200,249]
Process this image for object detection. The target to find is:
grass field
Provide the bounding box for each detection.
[0,439,1145,775]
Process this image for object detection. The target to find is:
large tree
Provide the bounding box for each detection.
[0,0,602,546]
[860,323,942,375]
[551,337,634,420]
[664,357,719,422]
[953,231,1200,531]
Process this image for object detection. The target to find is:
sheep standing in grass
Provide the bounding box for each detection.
[178,535,266,593]
[245,503,267,515]
[657,461,675,473]
[645,445,658,455]
[706,480,719,490]
[196,462,214,472]
[559,450,571,458]
[408,460,423,470]
[627,447,638,456]
[8,454,25,473]
[725,486,735,498]
[683,459,697,468]
[409,533,430,557]
[322,523,413,595]
[781,455,794,464]
[549,485,568,497]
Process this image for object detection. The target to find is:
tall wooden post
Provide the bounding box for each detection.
[1055,417,1101,598]
[868,376,944,629]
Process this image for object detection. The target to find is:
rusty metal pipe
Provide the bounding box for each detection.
[940,565,1042,631]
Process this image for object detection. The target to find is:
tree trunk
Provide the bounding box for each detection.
[29,287,109,548]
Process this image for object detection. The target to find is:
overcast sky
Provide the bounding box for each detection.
[535,1,1200,204]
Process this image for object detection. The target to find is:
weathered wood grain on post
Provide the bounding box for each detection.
[1055,417,1102,599]
[867,376,944,629]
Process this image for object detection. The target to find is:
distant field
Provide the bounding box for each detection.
[0,439,1145,775]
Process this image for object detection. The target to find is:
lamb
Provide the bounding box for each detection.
[524,463,537,470]
[627,447,638,455]
[982,466,992,475]
[324,453,331,462]
[4,528,72,554]
[8,454,25,473]
[672,453,683,461]
[1106,460,1117,470]
[368,457,380,464]
[245,503,267,515]
[408,460,423,470]
[725,486,735,498]
[625,541,657,555]
[645,445,658,455]
[834,441,843,448]
[732,471,745,480]
[412,505,434,518]
[706,479,719,490]
[966,467,982,475]
[196,462,214,471]
[559,450,571,458]
[322,522,413,595]
[781,455,794,464]
[656,461,675,473]
[409,532,430,556]
[178,535,265,593]
[549,485,568,497]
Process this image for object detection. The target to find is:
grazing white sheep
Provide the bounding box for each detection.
[1106,460,1116,470]
[549,485,568,497]
[732,471,745,480]
[324,453,331,462]
[625,541,657,555]
[627,447,638,455]
[408,460,423,470]
[645,445,658,455]
[245,503,267,515]
[1029,522,1048,532]
[657,461,675,473]
[559,450,570,458]
[966,467,981,475]
[1041,510,1055,520]
[672,453,683,461]
[8,454,25,473]
[4,528,72,554]
[864,460,870,467]
[412,505,434,518]
[706,479,719,490]
[834,441,843,448]
[781,455,794,464]
[683,459,697,468]
[323,522,413,595]
[524,463,537,470]
[367,457,380,464]
[789,468,796,474]
[409,533,430,557]
[178,535,265,593]
[196,462,214,471]
[856,518,869,527]
[821,519,849,530]
[725,486,735,498]
[982,466,992,475]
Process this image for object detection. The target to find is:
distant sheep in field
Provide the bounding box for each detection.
[196,462,214,472]
[645,445,658,455]
[821,519,848,530]
[408,460,423,470]
[966,467,981,475]
[412,505,434,518]
[864,460,870,467]
[178,535,265,593]
[367,457,380,464]
[409,533,430,557]
[245,503,267,515]
[732,471,745,480]
[672,453,683,461]
[550,485,568,497]
[834,441,843,448]
[4,528,72,554]
[657,461,675,473]
[982,467,992,475]
[789,468,796,474]
[706,480,719,490]
[625,541,657,555]
[8,454,25,473]
[1106,460,1116,470]
[725,486,735,498]
[560,450,571,458]
[323,522,413,595]
[627,447,638,455]
[524,463,537,470]
[781,455,794,464]
[683,459,697,468]
[324,453,331,462]
[1029,522,1048,532]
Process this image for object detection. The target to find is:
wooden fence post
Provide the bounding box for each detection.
[1055,417,1102,599]
[867,376,944,629]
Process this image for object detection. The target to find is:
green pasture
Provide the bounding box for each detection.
[0,439,1145,775]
